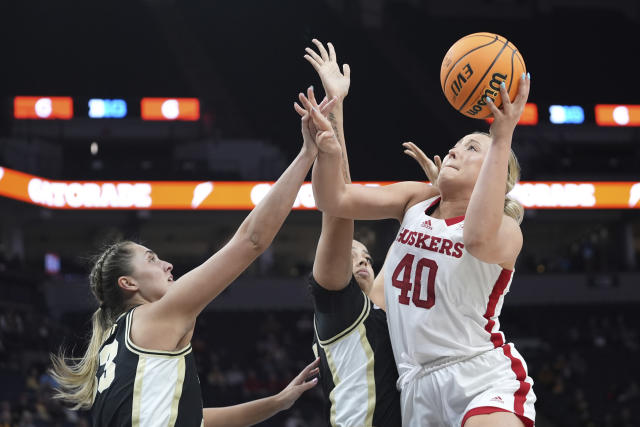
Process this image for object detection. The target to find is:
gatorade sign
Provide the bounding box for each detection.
[27,179,152,208]
[0,166,637,210]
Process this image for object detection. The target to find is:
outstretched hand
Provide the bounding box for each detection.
[486,72,531,142]
[304,39,351,101]
[294,87,341,156]
[276,357,320,411]
[294,87,337,157]
[402,142,441,186]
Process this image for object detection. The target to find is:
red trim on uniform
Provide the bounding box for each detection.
[501,344,532,421]
[445,215,465,226]
[462,406,533,427]
[424,197,465,226]
[483,269,512,348]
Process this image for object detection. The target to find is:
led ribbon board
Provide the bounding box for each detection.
[0,167,638,210]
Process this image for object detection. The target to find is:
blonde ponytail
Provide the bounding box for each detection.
[50,308,111,409]
[471,131,524,224]
[504,148,524,224]
[50,241,134,409]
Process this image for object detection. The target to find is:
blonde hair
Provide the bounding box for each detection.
[473,131,524,225]
[505,149,524,225]
[50,241,134,409]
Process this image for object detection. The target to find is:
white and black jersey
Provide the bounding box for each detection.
[309,274,401,427]
[92,307,203,427]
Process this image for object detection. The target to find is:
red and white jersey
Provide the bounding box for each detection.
[384,196,515,369]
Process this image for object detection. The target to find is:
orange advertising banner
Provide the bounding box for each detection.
[140,98,200,121]
[14,96,74,119]
[595,104,640,126]
[0,166,638,210]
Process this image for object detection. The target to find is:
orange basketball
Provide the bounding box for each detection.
[440,32,526,119]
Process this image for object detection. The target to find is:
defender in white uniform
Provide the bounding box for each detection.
[308,73,535,426]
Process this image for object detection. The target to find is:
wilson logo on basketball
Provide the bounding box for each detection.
[465,72,507,116]
[450,64,473,98]
[440,33,526,119]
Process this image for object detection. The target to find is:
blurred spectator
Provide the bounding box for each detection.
[284,409,306,427]
[1,276,638,426]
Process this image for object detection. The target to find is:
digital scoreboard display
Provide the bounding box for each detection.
[88,99,128,118]
[549,105,585,124]
[13,96,200,121]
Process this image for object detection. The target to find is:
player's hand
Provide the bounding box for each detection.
[294,91,331,139]
[402,142,441,187]
[304,39,351,101]
[294,87,336,157]
[276,357,320,411]
[297,88,341,156]
[486,72,531,142]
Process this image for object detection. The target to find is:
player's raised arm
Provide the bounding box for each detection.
[304,39,350,172]
[141,97,337,340]
[308,96,436,222]
[463,73,530,266]
[301,39,354,289]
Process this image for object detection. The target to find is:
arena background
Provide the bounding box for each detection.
[0,0,639,426]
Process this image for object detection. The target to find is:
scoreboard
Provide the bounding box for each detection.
[13,96,200,121]
[12,96,640,127]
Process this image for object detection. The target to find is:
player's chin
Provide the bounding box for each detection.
[438,170,466,186]
[437,170,453,184]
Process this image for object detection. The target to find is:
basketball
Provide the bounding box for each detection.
[440,32,526,119]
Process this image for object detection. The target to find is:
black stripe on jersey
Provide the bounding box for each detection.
[311,340,336,424]
[174,351,204,427]
[315,296,370,346]
[312,304,402,427]
[367,308,402,427]
[124,309,193,357]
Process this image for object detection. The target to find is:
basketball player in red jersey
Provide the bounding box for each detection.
[307,74,536,426]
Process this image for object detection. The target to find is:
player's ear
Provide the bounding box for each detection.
[117,276,138,292]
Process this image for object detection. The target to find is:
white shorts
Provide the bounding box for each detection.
[399,344,536,427]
